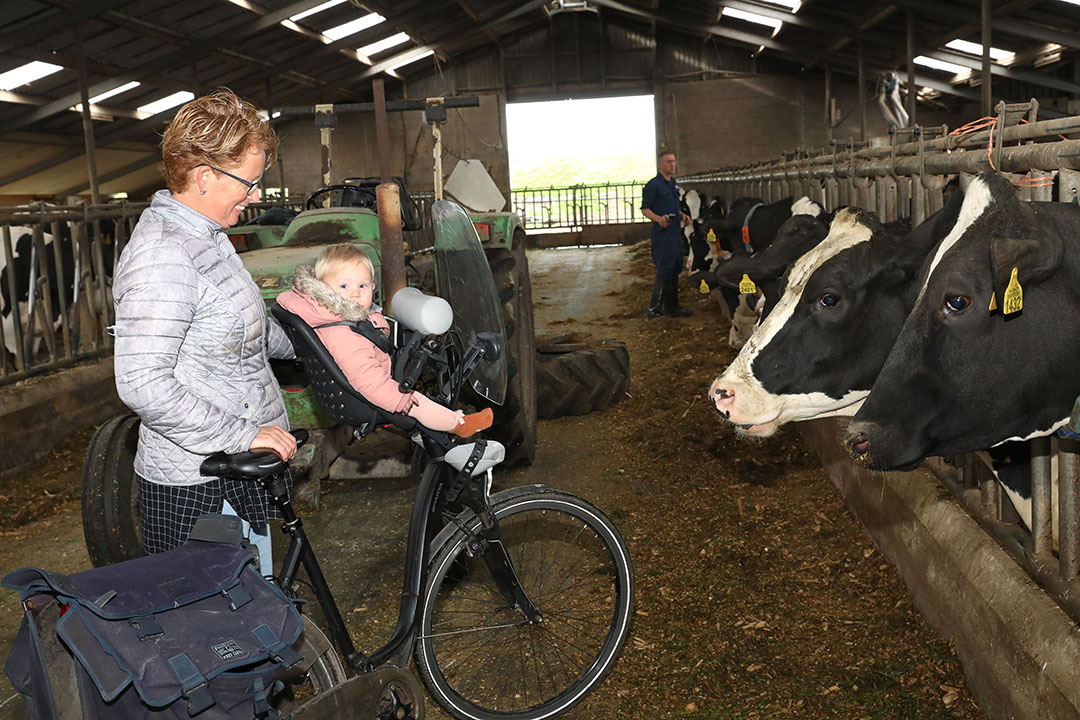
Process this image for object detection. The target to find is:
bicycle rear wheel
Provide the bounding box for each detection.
[416,488,633,720]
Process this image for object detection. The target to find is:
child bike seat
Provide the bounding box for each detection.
[271,304,418,438]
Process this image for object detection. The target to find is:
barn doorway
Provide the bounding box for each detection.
[506,94,656,190]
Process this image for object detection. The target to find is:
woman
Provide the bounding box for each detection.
[112,88,295,572]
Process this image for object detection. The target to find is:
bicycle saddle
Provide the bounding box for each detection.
[445,441,505,476]
[200,430,309,480]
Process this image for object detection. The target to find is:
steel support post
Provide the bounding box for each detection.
[1060,439,1080,577]
[1031,437,1054,557]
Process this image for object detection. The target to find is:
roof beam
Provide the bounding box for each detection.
[1,0,359,132]
[888,0,1080,49]
[925,48,1080,96]
[0,0,118,56]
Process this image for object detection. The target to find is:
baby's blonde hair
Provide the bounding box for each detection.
[314,243,375,284]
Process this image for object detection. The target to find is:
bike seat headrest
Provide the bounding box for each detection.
[445,441,505,476]
[391,287,452,335]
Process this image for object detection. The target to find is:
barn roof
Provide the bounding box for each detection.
[1,0,1078,199]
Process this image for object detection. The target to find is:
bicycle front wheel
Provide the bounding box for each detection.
[416,488,634,720]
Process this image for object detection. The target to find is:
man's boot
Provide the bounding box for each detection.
[646,279,663,318]
[662,279,693,317]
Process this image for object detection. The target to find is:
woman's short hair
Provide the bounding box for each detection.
[160,88,278,193]
[315,243,375,284]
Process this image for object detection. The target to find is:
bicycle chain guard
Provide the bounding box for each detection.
[290,666,425,720]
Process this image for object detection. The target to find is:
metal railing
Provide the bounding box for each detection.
[679,97,1080,621]
[1,202,147,386]
[678,99,1079,226]
[0,192,439,386]
[510,182,650,230]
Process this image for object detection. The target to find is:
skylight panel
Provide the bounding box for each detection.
[137,91,194,116]
[323,13,385,41]
[386,49,434,72]
[757,0,801,11]
[359,31,410,57]
[0,61,63,90]
[914,56,967,74]
[944,39,1013,62]
[89,81,141,104]
[721,7,783,35]
[289,0,346,22]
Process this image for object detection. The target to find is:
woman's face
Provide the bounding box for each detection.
[322,259,375,310]
[198,146,265,228]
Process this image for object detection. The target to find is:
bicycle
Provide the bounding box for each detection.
[199,201,635,719]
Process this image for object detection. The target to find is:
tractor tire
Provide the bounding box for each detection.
[536,337,630,419]
[484,232,538,466]
[82,413,145,567]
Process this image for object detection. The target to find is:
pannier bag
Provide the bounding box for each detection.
[3,516,303,719]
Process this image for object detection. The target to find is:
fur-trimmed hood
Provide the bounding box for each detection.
[290,264,370,322]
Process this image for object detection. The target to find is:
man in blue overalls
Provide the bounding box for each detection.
[640,150,692,318]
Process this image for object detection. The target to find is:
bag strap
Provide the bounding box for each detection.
[251,677,281,720]
[167,653,216,716]
[314,319,393,356]
[221,579,253,611]
[251,624,303,670]
[129,615,163,640]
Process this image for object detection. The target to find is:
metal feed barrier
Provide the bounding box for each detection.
[679,97,1080,620]
[0,198,303,387]
[510,182,649,231]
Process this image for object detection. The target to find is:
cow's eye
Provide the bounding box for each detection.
[819,293,840,308]
[944,295,970,314]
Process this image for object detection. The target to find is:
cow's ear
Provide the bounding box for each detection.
[990,234,1064,302]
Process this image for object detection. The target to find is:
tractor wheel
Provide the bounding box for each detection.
[484,232,537,466]
[536,337,630,420]
[82,413,145,567]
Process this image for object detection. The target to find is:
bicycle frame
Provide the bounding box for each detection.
[260,429,541,675]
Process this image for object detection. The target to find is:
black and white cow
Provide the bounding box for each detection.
[845,172,1080,470]
[708,190,965,436]
[1,225,76,366]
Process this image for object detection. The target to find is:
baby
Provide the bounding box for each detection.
[276,243,492,438]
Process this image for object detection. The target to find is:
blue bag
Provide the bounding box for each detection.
[3,516,303,719]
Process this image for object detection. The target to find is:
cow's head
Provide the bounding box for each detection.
[845,172,1080,469]
[716,213,829,318]
[709,197,961,437]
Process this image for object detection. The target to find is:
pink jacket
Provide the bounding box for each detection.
[276,265,415,414]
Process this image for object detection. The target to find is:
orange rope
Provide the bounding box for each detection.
[949,116,998,170]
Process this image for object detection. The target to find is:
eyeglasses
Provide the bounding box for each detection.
[201,164,262,195]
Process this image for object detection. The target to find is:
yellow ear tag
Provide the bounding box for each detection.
[1002,267,1023,314]
[988,293,998,311]
[739,274,757,294]
[699,278,711,294]
[706,228,717,244]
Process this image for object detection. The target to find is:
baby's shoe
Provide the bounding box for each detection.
[451,408,494,438]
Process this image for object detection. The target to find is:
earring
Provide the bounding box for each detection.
[199,189,206,195]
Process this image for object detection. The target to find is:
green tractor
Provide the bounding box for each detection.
[81,180,537,568]
[234,179,536,466]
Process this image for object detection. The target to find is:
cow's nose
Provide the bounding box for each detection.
[846,431,870,459]
[711,385,735,415]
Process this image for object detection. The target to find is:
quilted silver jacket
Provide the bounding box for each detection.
[112,190,294,486]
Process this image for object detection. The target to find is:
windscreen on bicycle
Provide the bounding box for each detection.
[432,200,508,406]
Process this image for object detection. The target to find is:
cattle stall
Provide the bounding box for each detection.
[682,98,1080,717]
[0,199,310,387]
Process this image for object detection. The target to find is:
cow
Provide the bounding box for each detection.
[1,224,77,368]
[844,171,1080,471]
[708,189,965,437]
[693,200,829,348]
